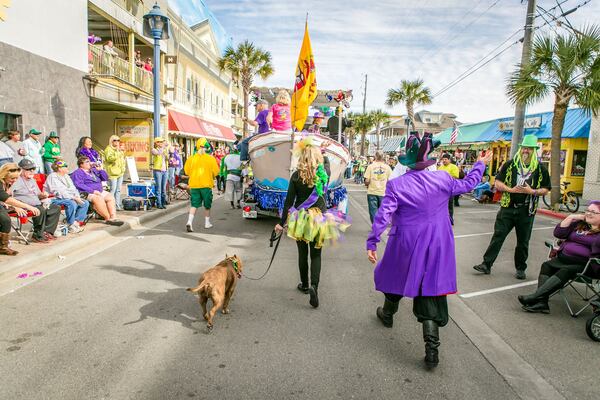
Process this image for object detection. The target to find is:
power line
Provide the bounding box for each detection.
[431,0,590,99]
[424,0,501,60]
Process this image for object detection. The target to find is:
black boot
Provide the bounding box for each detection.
[376,299,399,328]
[308,285,319,308]
[230,201,236,209]
[423,320,440,370]
[518,274,550,306]
[518,275,564,313]
[473,262,491,274]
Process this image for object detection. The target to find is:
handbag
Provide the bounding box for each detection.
[122,197,142,211]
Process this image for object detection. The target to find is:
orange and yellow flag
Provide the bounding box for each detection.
[291,22,317,131]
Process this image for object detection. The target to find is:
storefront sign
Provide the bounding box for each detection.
[498,117,542,131]
[116,119,151,171]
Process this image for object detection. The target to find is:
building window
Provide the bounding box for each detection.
[186,78,192,102]
[571,150,587,177]
[0,112,21,134]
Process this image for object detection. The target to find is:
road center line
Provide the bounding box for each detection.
[460,281,538,298]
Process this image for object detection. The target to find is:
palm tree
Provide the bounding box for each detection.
[507,26,600,207]
[385,79,432,125]
[370,109,391,150]
[218,40,274,138]
[351,112,375,156]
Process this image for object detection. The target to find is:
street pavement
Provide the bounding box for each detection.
[1,182,597,400]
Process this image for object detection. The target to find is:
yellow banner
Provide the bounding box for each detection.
[291,22,317,131]
[116,119,151,171]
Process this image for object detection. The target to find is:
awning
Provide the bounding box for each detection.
[168,110,236,143]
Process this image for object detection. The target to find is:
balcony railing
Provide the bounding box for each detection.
[88,44,153,94]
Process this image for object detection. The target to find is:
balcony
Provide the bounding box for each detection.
[88,44,153,94]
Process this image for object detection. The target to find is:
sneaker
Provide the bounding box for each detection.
[204,221,213,229]
[186,224,193,232]
[515,270,527,280]
[43,232,57,241]
[32,234,48,243]
[473,263,491,274]
[68,224,82,234]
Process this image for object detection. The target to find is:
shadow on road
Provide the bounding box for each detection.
[99,260,206,331]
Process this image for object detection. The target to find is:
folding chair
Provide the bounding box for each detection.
[545,240,600,317]
[174,175,190,200]
[8,210,34,245]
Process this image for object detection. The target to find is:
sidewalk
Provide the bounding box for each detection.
[1,199,190,280]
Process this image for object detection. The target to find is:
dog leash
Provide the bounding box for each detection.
[242,229,282,281]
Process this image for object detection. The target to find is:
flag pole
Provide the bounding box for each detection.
[290,14,309,171]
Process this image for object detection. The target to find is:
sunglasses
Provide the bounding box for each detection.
[8,168,21,173]
[113,139,120,142]
[24,168,36,171]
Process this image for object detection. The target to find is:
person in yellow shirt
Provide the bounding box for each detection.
[184,138,220,231]
[438,153,460,225]
[364,152,393,223]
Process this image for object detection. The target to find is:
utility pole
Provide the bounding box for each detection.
[510,0,536,157]
[362,74,367,114]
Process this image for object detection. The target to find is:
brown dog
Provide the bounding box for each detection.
[187,254,243,330]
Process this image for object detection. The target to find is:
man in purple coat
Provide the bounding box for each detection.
[366,132,492,369]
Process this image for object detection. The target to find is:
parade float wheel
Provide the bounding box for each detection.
[586,314,600,342]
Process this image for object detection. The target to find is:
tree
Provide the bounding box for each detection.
[218,40,274,138]
[351,112,375,156]
[370,109,391,150]
[385,79,432,125]
[507,26,600,207]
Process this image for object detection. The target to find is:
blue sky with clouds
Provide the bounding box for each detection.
[180,0,599,123]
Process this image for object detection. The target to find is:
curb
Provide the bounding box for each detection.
[537,208,567,220]
[0,201,189,280]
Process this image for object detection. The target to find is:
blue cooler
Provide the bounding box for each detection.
[127,181,157,209]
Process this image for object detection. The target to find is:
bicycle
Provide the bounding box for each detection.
[542,181,580,213]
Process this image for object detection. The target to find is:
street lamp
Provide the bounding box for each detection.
[143,2,170,138]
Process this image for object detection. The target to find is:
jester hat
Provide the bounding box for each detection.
[398,131,440,170]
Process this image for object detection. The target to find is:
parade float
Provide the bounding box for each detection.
[241,131,350,219]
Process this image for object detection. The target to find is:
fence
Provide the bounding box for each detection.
[88,44,154,94]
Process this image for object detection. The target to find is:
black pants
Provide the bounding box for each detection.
[216,176,225,192]
[297,240,322,288]
[448,198,454,225]
[540,257,587,283]
[482,206,535,271]
[453,195,460,206]
[0,207,11,233]
[32,204,61,236]
[384,293,449,327]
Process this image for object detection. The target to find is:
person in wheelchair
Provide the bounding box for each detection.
[518,201,600,313]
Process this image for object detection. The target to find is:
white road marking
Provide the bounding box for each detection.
[455,226,554,238]
[455,210,499,214]
[459,281,538,298]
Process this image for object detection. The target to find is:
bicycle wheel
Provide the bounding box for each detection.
[586,314,600,342]
[542,194,551,209]
[565,191,580,213]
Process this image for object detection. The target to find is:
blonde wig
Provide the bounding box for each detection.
[276,90,291,105]
[297,145,323,187]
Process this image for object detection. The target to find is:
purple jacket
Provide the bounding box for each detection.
[555,221,600,275]
[78,147,101,165]
[366,161,485,297]
[70,168,108,194]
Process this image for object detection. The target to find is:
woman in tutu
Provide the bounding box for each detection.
[275,138,349,308]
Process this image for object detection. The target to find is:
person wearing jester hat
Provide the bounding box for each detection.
[184,138,219,231]
[366,132,492,369]
[473,134,551,280]
[275,137,350,309]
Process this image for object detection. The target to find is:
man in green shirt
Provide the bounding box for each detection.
[42,131,61,174]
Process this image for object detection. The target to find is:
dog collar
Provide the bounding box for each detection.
[231,259,239,273]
